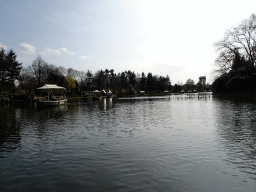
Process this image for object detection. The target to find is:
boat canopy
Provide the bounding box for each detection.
[93,90,101,93]
[37,84,66,90]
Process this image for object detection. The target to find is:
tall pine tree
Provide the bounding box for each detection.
[5,49,22,88]
[0,49,8,92]
[0,49,8,84]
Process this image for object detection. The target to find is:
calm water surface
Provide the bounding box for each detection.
[1,96,256,191]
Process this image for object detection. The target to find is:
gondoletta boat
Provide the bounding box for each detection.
[37,84,67,106]
[106,90,112,98]
[92,90,102,100]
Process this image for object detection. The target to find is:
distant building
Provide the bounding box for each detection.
[199,76,206,88]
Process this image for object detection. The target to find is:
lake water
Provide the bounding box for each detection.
[1,95,256,191]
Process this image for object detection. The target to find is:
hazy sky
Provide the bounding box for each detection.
[1,0,256,84]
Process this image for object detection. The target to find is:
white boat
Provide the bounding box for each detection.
[139,91,145,96]
[106,90,112,98]
[92,90,102,100]
[37,84,67,106]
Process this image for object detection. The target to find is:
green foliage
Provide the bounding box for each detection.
[65,76,76,92]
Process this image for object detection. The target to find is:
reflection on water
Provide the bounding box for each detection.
[0,105,21,155]
[214,99,256,180]
[0,97,256,191]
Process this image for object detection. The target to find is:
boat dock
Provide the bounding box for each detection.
[171,92,212,100]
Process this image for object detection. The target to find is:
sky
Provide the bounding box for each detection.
[1,0,256,84]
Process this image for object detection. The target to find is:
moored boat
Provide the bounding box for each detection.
[139,91,145,96]
[92,90,102,100]
[106,90,112,98]
[37,84,67,106]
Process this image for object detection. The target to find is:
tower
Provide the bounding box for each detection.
[199,76,206,88]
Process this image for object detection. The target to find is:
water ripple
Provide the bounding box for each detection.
[0,98,256,191]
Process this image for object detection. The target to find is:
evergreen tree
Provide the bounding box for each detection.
[93,70,105,90]
[120,71,128,89]
[232,49,243,70]
[140,72,146,91]
[5,49,22,87]
[86,70,93,90]
[0,49,8,89]
[147,72,153,92]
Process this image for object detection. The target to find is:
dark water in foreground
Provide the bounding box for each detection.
[1,96,256,191]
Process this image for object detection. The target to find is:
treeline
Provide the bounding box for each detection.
[1,49,172,96]
[212,13,256,94]
[174,78,210,93]
[89,70,171,95]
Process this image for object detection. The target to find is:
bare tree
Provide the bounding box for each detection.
[86,70,93,90]
[67,68,79,79]
[29,55,47,86]
[19,67,37,93]
[185,78,195,91]
[57,66,67,76]
[77,71,87,90]
[213,13,256,77]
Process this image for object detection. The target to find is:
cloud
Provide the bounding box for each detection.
[0,42,8,50]
[40,47,75,56]
[41,48,61,56]
[79,56,93,61]
[58,47,75,55]
[19,43,36,55]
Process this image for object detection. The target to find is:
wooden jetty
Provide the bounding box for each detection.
[172,92,212,100]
